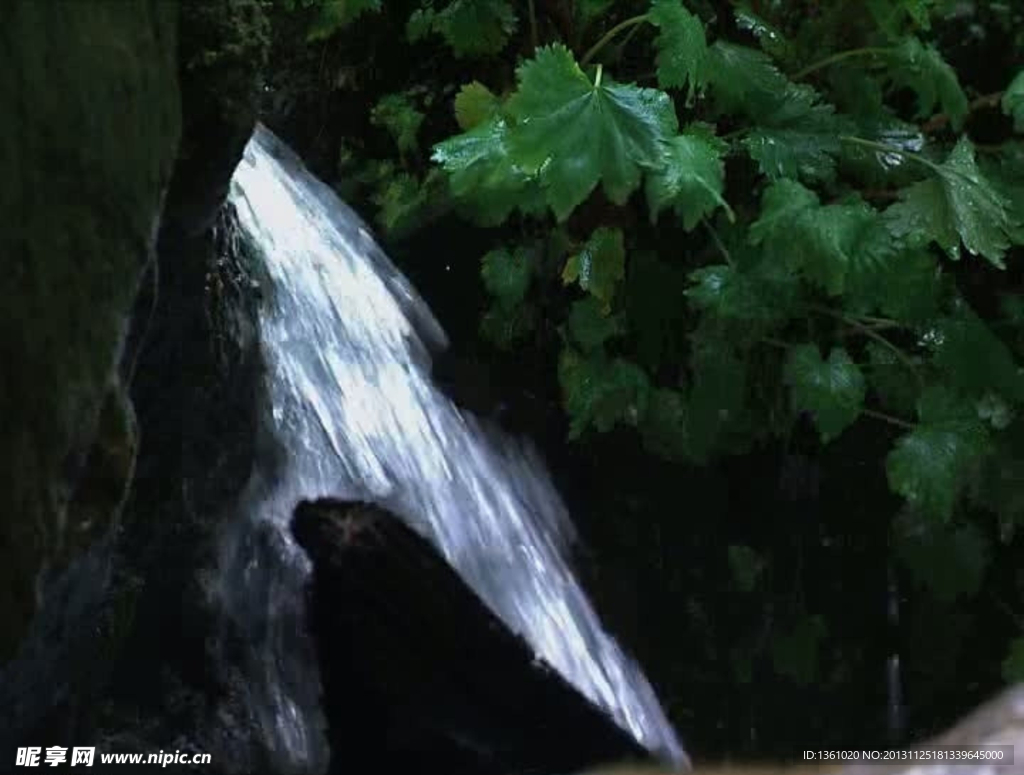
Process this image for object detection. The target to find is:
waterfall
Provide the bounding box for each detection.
[216,124,686,773]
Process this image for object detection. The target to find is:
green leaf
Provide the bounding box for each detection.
[734,6,791,59]
[866,0,936,38]
[562,227,626,307]
[558,349,650,437]
[506,45,678,220]
[371,93,425,156]
[885,37,968,129]
[687,343,747,462]
[1003,70,1024,133]
[481,246,532,308]
[371,168,451,237]
[480,302,536,349]
[772,615,826,686]
[885,139,1015,267]
[886,386,991,521]
[432,116,535,225]
[306,0,382,40]
[926,310,1024,402]
[865,341,919,418]
[410,0,518,57]
[748,179,819,245]
[686,261,794,328]
[728,544,763,593]
[454,81,500,130]
[648,0,709,98]
[638,387,691,460]
[743,105,848,182]
[894,514,990,603]
[1003,637,1024,683]
[784,345,866,442]
[567,297,623,352]
[844,247,942,323]
[708,41,850,182]
[646,125,730,229]
[706,42,794,118]
[751,182,890,295]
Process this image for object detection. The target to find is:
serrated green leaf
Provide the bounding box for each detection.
[638,387,691,460]
[646,125,730,228]
[894,514,990,603]
[413,0,518,57]
[562,227,626,306]
[866,341,919,417]
[307,0,382,40]
[567,297,622,352]
[686,262,793,327]
[687,343,747,462]
[926,310,1024,401]
[480,302,536,349]
[648,0,709,98]
[886,386,991,521]
[772,615,826,686]
[748,179,819,244]
[743,108,847,182]
[751,182,890,295]
[432,116,535,225]
[371,93,425,156]
[559,349,650,437]
[454,81,500,130]
[706,42,793,118]
[577,0,616,26]
[734,6,791,59]
[885,37,967,129]
[506,45,678,220]
[406,7,435,41]
[708,41,849,182]
[1003,70,1024,133]
[784,345,865,442]
[372,168,451,237]
[844,247,942,323]
[866,0,936,38]
[481,246,533,307]
[885,139,1014,267]
[727,544,763,593]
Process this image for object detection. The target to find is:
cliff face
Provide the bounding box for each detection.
[0,1,270,765]
[0,0,181,664]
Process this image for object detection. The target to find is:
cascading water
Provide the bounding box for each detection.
[216,124,686,773]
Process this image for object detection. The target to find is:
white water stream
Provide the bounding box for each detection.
[217,125,686,773]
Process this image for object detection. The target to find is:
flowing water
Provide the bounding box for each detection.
[217,124,686,773]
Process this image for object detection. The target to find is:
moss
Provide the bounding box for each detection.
[0,1,181,660]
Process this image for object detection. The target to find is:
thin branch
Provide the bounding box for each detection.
[581,14,648,66]
[793,46,892,81]
[704,219,734,267]
[921,91,1004,134]
[862,408,915,431]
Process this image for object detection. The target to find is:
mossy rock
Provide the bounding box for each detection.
[0,1,181,661]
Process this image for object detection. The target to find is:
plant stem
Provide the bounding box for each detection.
[581,14,648,66]
[527,0,538,50]
[921,90,1004,134]
[704,219,734,267]
[862,408,915,430]
[809,303,923,386]
[793,46,892,80]
[839,135,942,174]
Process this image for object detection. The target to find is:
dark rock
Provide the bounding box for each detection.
[292,498,652,775]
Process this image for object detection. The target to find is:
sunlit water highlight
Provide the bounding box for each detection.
[216,124,686,773]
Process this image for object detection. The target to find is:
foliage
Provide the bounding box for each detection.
[281,0,1024,728]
